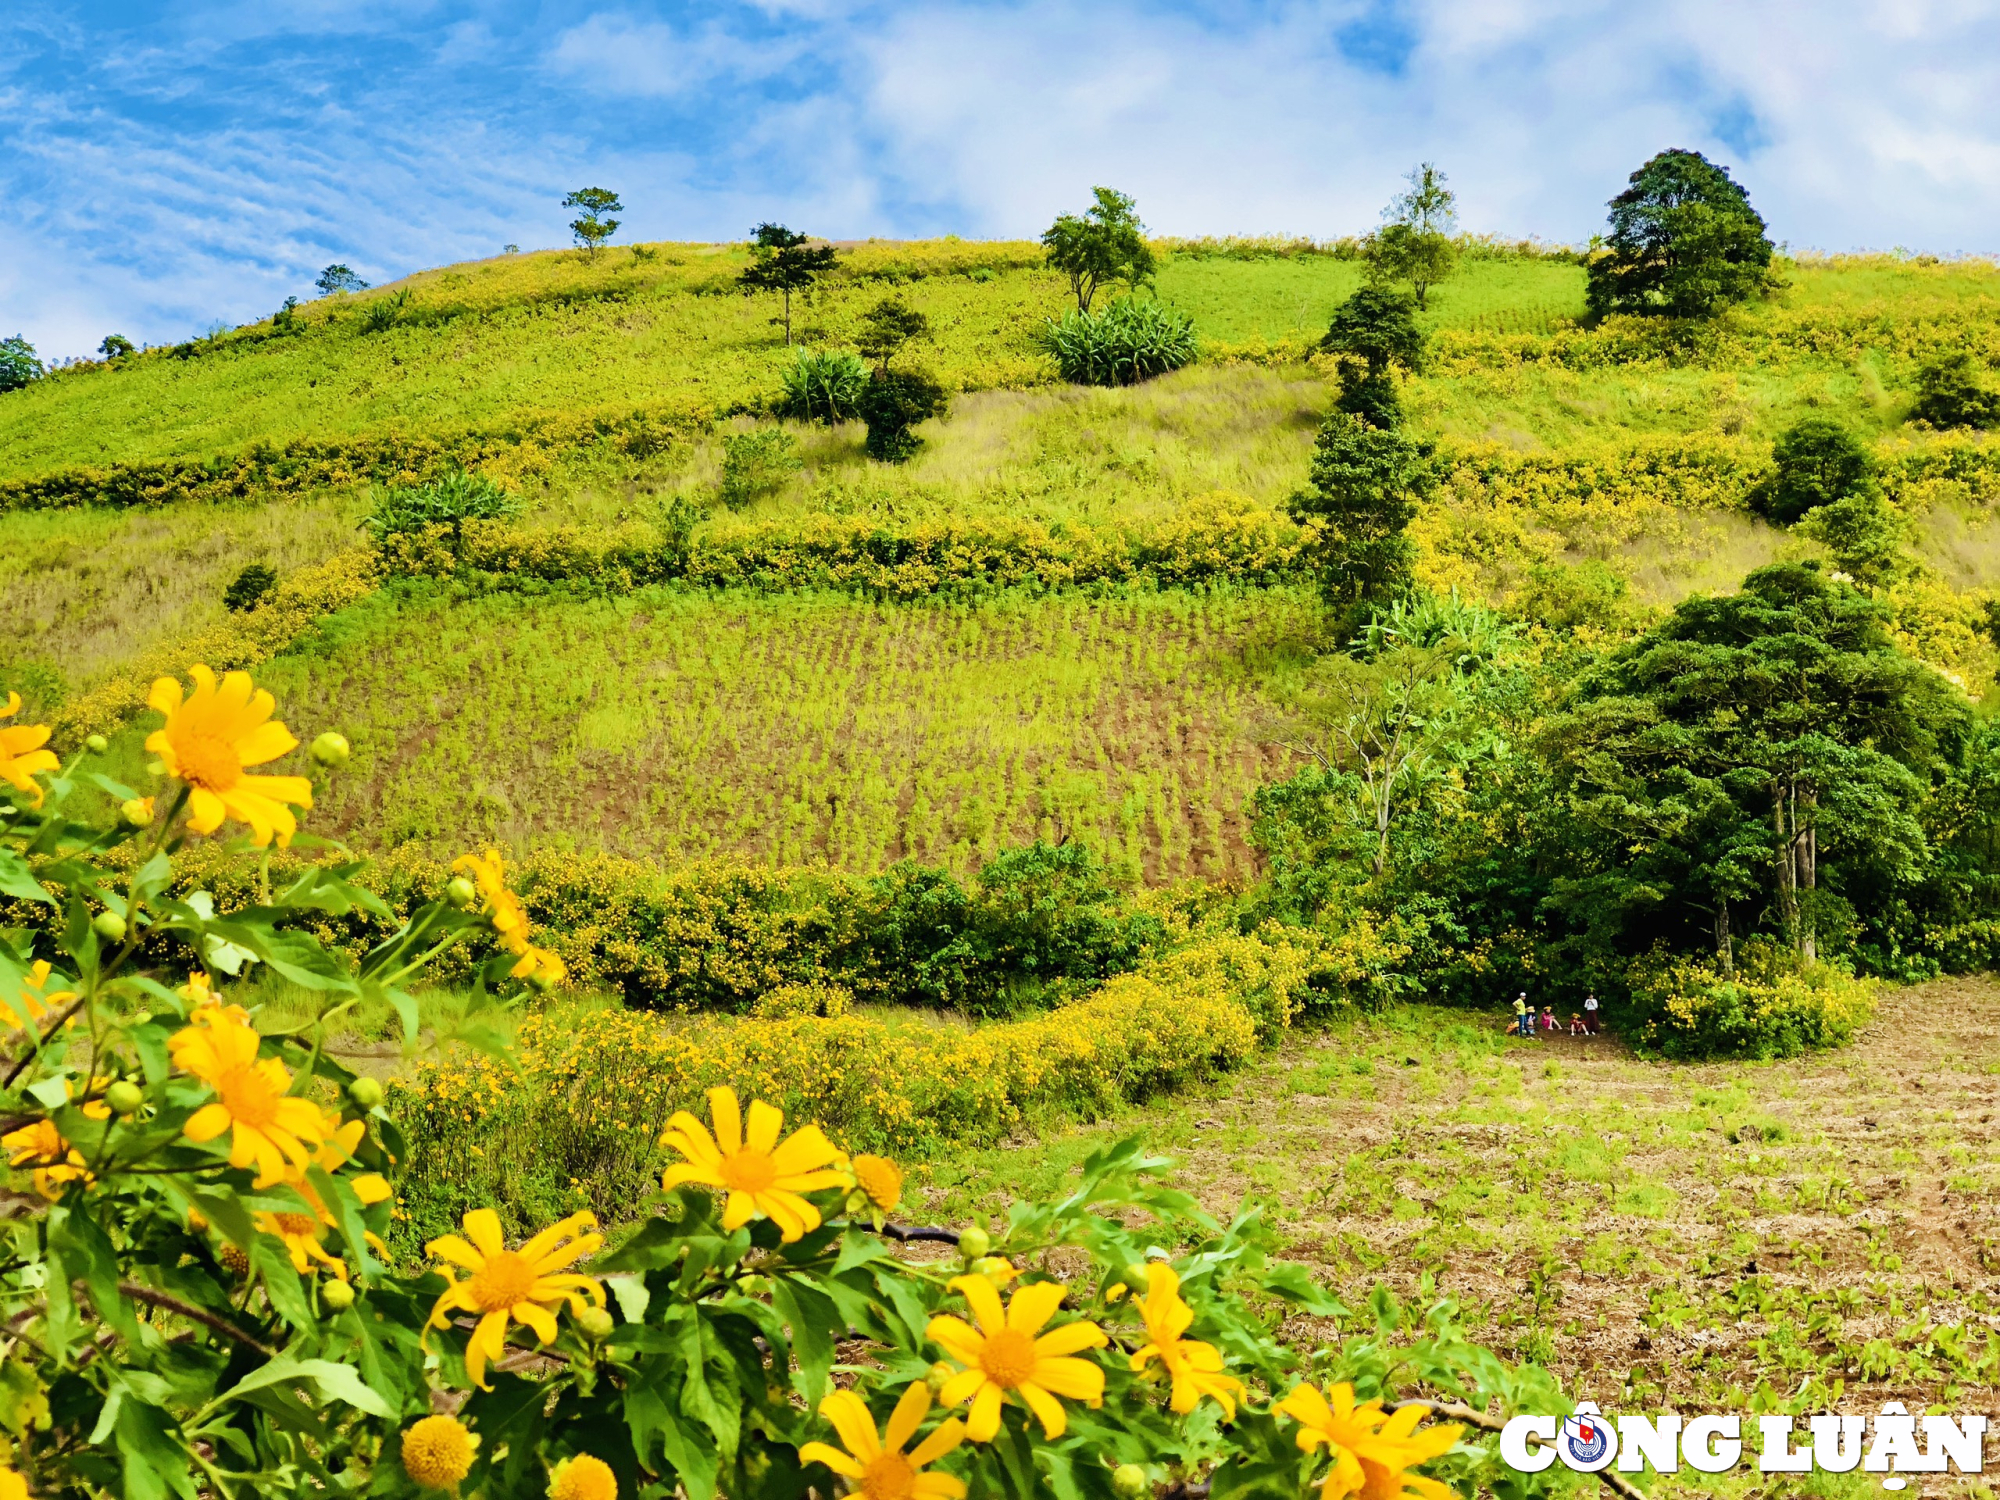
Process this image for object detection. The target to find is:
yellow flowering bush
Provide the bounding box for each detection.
[391,950,1263,1239]
[1623,943,1877,1059]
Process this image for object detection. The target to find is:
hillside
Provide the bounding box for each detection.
[4,238,1999,877]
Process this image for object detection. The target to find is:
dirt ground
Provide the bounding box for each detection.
[926,977,2000,1483]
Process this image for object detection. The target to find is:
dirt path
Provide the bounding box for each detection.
[929,978,2000,1425]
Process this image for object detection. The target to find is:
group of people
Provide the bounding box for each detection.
[1511,992,1600,1038]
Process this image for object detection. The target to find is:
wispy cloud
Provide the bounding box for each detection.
[2,0,1996,359]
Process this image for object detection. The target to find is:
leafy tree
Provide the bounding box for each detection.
[98,333,135,359]
[0,335,43,393]
[272,295,301,333]
[856,297,930,369]
[1364,163,1457,310]
[1541,563,1964,967]
[1910,351,2000,429]
[1041,187,1156,313]
[1585,149,1775,318]
[1798,491,1914,589]
[739,223,840,346]
[1320,288,1424,427]
[1753,416,1875,526]
[858,368,948,462]
[315,263,368,295]
[563,186,624,257]
[1287,411,1437,616]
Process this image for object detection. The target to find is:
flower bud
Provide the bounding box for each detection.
[120,797,154,828]
[973,1256,1014,1289]
[528,967,557,993]
[105,1080,145,1115]
[1125,1262,1152,1291]
[348,1077,385,1110]
[574,1306,615,1342]
[311,731,351,768]
[1112,1464,1150,1499]
[925,1361,957,1396]
[445,876,478,909]
[92,911,127,944]
[957,1225,991,1261]
[85,734,109,754]
[321,1279,356,1312]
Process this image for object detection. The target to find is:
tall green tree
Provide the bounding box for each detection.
[1541,564,1963,966]
[1364,163,1457,310]
[1320,288,1425,428]
[1753,416,1876,526]
[1041,188,1155,313]
[315,263,368,295]
[0,335,42,393]
[856,297,930,369]
[739,223,840,346]
[1585,149,1775,318]
[1287,411,1437,618]
[564,187,624,257]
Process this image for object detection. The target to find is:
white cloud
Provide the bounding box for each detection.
[547,11,804,98]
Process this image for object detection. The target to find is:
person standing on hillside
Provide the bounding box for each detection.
[1512,992,1532,1038]
[1584,993,1600,1035]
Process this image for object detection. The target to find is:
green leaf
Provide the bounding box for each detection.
[308,1164,380,1281]
[214,1357,394,1418]
[769,1277,838,1403]
[1262,1262,1349,1318]
[250,1233,314,1332]
[0,848,52,905]
[88,772,140,801]
[607,1274,651,1324]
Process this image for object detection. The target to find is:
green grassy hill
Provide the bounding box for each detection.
[6,238,1998,879]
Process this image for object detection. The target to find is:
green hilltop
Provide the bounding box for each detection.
[3,236,1998,879]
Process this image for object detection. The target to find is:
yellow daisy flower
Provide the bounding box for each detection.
[425,1208,605,1389]
[171,1011,326,1186]
[1129,1263,1245,1419]
[2,959,75,1036]
[1277,1383,1461,1500]
[145,665,312,847]
[3,1116,92,1199]
[511,943,566,985]
[658,1086,847,1242]
[0,692,59,808]
[926,1274,1108,1441]
[799,1384,967,1500]
[547,1455,618,1500]
[452,849,531,953]
[851,1154,903,1215]
[402,1415,479,1489]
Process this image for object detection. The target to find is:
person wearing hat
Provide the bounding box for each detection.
[1512,992,1533,1038]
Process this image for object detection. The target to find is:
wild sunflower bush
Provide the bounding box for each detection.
[0,662,1577,1500]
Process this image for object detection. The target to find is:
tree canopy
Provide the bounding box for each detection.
[0,335,43,393]
[564,187,624,257]
[1320,288,1425,428]
[1754,416,1875,527]
[739,223,840,346]
[1585,149,1775,319]
[1041,188,1155,314]
[315,264,368,295]
[1541,563,1965,967]
[1363,163,1458,310]
[1287,411,1437,616]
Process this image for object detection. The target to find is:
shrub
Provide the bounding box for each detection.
[717,426,802,508]
[1754,416,1876,525]
[393,938,1267,1233]
[776,346,866,422]
[359,286,412,333]
[1911,351,2000,430]
[1037,297,1198,386]
[364,463,518,548]
[223,561,278,611]
[858,366,948,461]
[1623,943,1876,1059]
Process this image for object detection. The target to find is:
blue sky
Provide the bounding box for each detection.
[4,1,1998,357]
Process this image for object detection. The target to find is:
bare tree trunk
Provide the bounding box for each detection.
[1800,787,1818,963]
[782,286,793,346]
[1773,781,1799,952]
[1715,901,1734,976]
